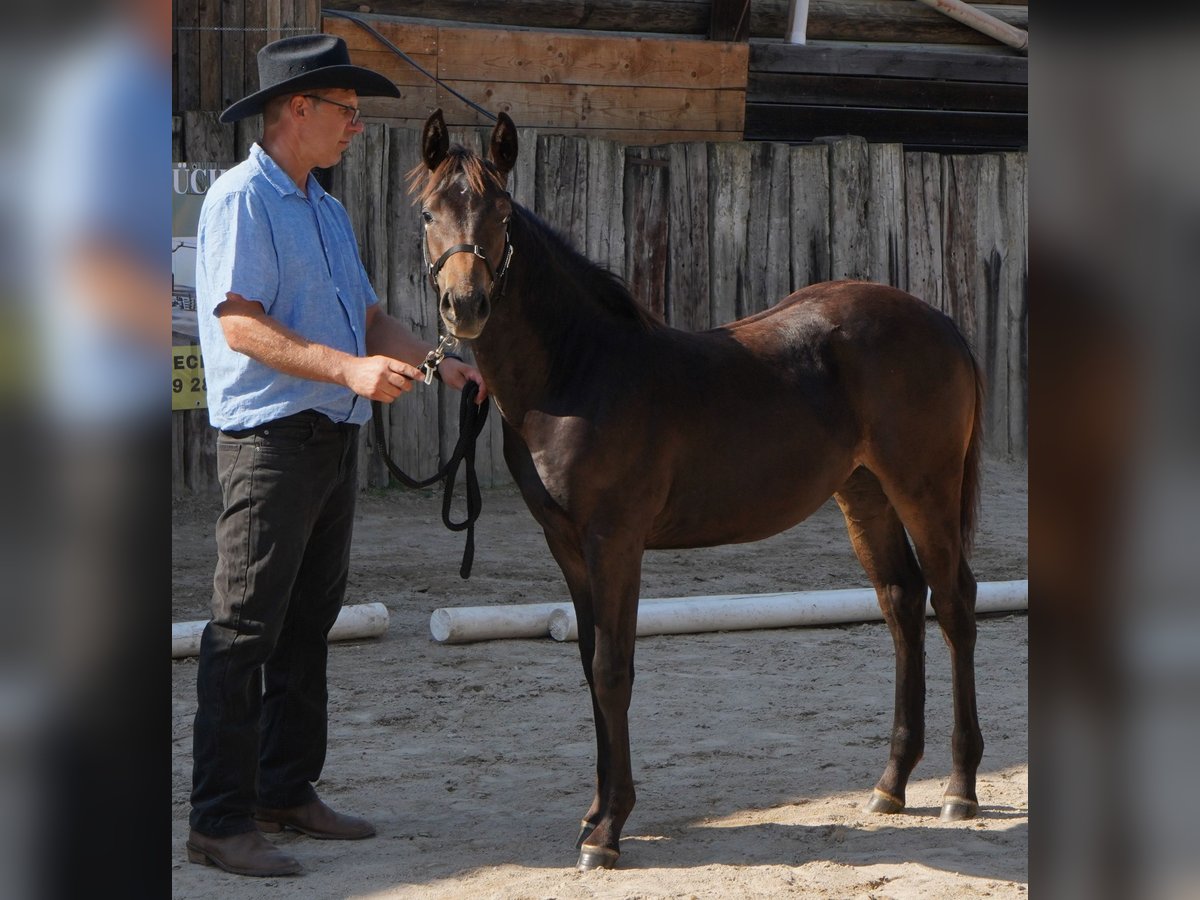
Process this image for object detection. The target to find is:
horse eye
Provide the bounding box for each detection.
[421,210,433,224]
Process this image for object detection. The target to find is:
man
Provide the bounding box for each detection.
[187,34,486,877]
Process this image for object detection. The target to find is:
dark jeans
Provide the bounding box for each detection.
[190,410,360,837]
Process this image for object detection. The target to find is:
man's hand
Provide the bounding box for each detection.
[437,358,489,404]
[345,355,424,401]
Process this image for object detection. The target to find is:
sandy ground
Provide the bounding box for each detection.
[171,456,1027,899]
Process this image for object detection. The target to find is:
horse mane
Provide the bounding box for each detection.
[515,210,664,333]
[407,145,663,334]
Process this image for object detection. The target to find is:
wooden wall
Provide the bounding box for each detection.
[172,121,1027,495]
[744,41,1027,152]
[325,15,749,144]
[325,0,1028,46]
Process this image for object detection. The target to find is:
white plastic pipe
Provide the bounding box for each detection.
[429,601,575,644]
[171,602,390,659]
[786,0,812,44]
[547,580,1027,642]
[914,0,1028,52]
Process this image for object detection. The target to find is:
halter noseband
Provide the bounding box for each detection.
[423,225,514,303]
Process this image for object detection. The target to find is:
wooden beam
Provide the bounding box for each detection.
[753,0,1028,45]
[403,81,745,133]
[321,0,710,35]
[435,27,749,91]
[750,40,1028,84]
[710,0,751,41]
[749,72,1027,112]
[745,103,1027,151]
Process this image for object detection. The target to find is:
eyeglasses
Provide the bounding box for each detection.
[301,94,362,126]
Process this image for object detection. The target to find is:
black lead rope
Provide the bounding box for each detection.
[371,380,490,578]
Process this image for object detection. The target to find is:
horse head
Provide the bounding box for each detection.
[416,109,519,340]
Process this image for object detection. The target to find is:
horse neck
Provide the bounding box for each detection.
[469,215,635,417]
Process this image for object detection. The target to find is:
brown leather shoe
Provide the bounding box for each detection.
[186,828,302,877]
[254,798,375,840]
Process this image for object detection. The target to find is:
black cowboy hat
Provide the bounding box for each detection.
[219,34,400,124]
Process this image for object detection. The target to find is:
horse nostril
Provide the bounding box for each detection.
[477,294,491,321]
[440,292,452,315]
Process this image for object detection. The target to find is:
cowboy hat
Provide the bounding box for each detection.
[219,34,400,124]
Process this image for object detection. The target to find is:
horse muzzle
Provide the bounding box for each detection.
[439,288,490,340]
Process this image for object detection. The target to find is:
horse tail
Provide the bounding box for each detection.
[960,350,986,556]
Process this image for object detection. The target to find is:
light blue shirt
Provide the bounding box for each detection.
[196,143,377,430]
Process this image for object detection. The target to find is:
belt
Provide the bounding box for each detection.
[220,409,358,437]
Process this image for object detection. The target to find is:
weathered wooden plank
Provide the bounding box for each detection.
[243,0,269,99]
[710,0,751,41]
[1000,151,1027,457]
[746,141,793,314]
[755,0,1029,46]
[358,88,439,123]
[943,153,1008,452]
[296,0,320,30]
[436,28,749,91]
[867,143,907,288]
[321,0,711,35]
[184,409,219,494]
[385,126,443,486]
[826,136,870,281]
[623,146,670,319]
[707,141,751,324]
[172,412,188,496]
[219,0,245,111]
[749,41,1028,84]
[322,15,439,53]
[234,117,261,160]
[322,0,1027,41]
[973,153,1007,454]
[333,125,392,487]
[335,47,440,88]
[748,72,1027,113]
[430,82,745,133]
[904,151,945,312]
[536,134,589,251]
[176,0,201,113]
[183,111,236,163]
[789,144,831,291]
[585,138,627,277]
[744,104,1027,152]
[198,0,223,110]
[359,118,740,146]
[666,143,710,330]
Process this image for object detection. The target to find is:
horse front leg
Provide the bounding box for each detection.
[575,530,642,871]
[542,530,607,850]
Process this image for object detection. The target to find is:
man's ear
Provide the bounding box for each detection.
[422,108,449,171]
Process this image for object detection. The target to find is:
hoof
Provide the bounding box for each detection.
[866,788,905,814]
[577,844,619,871]
[939,796,979,822]
[575,820,597,849]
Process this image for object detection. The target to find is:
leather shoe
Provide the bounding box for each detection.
[186,828,302,877]
[254,798,376,840]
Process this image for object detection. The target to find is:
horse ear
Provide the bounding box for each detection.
[422,109,449,171]
[489,112,518,177]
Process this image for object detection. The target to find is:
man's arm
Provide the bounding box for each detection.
[364,303,432,365]
[217,294,422,402]
[363,304,489,402]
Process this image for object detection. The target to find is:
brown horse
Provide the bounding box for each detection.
[411,109,986,871]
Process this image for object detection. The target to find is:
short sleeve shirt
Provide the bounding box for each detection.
[195,143,378,430]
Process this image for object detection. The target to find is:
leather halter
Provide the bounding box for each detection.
[423,225,514,302]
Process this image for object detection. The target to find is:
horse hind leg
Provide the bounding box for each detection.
[882,476,983,822]
[835,468,929,815]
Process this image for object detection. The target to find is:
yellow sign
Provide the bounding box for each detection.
[172,344,208,410]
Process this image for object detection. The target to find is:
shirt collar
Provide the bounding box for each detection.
[250,143,326,202]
